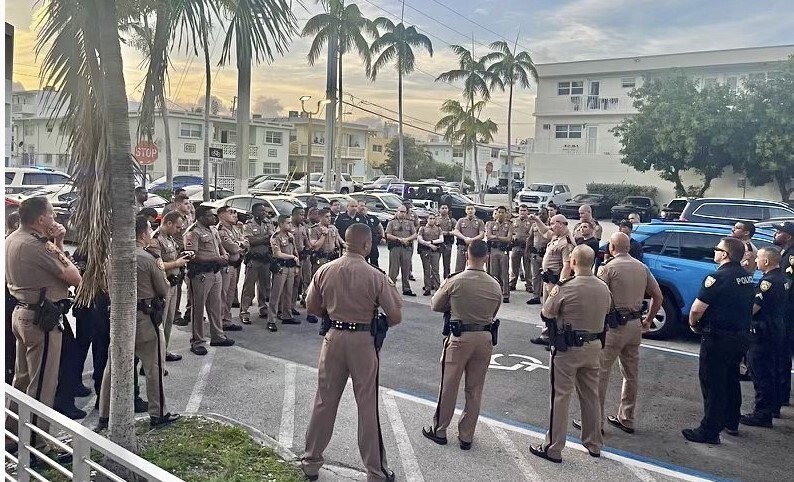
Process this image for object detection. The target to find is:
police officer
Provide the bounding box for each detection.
[171,193,194,326]
[291,207,311,312]
[485,206,513,303]
[240,203,274,324]
[683,237,755,444]
[530,214,574,346]
[184,205,235,356]
[98,216,180,429]
[402,199,420,282]
[302,224,402,482]
[334,199,364,238]
[417,213,443,296]
[217,206,246,332]
[385,205,418,296]
[510,205,532,292]
[5,211,20,385]
[773,221,794,409]
[574,204,602,241]
[329,199,341,224]
[154,211,191,361]
[740,246,787,427]
[358,203,385,267]
[437,204,457,279]
[526,207,551,305]
[422,240,501,450]
[6,197,81,451]
[269,215,300,330]
[617,220,643,261]
[452,204,485,272]
[531,244,611,463]
[587,233,662,434]
[309,208,342,274]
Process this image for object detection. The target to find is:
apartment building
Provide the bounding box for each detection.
[423,136,528,187]
[528,45,794,203]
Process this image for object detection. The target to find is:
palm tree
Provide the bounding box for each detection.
[369,18,433,181]
[303,0,378,191]
[219,0,296,195]
[484,39,537,204]
[38,0,138,454]
[436,45,502,201]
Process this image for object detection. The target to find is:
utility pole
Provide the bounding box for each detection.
[324,34,338,192]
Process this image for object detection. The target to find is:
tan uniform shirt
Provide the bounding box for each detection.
[574,220,603,240]
[438,215,457,236]
[543,275,613,333]
[405,211,420,229]
[486,220,513,245]
[597,253,659,313]
[512,217,533,246]
[431,268,502,325]
[419,225,443,244]
[184,223,225,261]
[528,222,551,250]
[307,252,402,325]
[137,246,170,300]
[155,232,180,276]
[385,218,417,239]
[293,222,310,253]
[218,222,244,262]
[309,224,341,253]
[454,217,485,239]
[5,228,73,303]
[542,233,575,273]
[244,218,274,256]
[271,231,298,259]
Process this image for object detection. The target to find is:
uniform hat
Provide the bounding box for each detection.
[773,221,794,236]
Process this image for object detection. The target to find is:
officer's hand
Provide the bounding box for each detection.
[177,255,190,267]
[641,318,651,333]
[320,226,329,235]
[293,255,299,263]
[49,223,67,243]
[380,238,386,245]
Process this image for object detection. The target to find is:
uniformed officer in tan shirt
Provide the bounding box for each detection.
[309,208,342,274]
[531,244,612,463]
[171,193,194,326]
[291,207,311,312]
[217,206,247,332]
[385,205,418,296]
[240,203,275,323]
[589,232,663,435]
[98,216,180,429]
[526,207,551,305]
[6,197,81,450]
[184,206,235,355]
[153,211,190,361]
[452,204,485,272]
[437,204,457,279]
[422,239,502,450]
[574,204,603,241]
[302,224,402,482]
[269,215,301,331]
[417,214,444,296]
[510,205,533,291]
[485,206,514,303]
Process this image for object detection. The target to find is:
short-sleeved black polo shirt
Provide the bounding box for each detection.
[697,261,755,332]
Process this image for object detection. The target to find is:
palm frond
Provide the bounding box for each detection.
[219,0,297,67]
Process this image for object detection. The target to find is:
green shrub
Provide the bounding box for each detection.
[586,183,659,207]
[151,188,174,202]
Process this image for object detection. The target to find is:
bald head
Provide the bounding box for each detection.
[609,232,630,254]
[571,244,595,274]
[345,223,373,256]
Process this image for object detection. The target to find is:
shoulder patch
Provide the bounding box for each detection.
[597,266,607,278]
[704,276,716,288]
[558,275,576,286]
[760,280,771,292]
[157,258,165,271]
[549,285,560,297]
[45,241,58,254]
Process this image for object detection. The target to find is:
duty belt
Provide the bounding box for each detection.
[451,320,493,332]
[330,321,371,331]
[573,331,602,343]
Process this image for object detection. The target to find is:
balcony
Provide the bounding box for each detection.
[289,141,366,159]
[535,95,635,115]
[11,103,37,116]
[210,143,258,159]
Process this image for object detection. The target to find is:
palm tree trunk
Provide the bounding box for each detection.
[398,67,404,181]
[334,51,343,193]
[460,148,466,186]
[202,21,211,201]
[506,82,513,207]
[236,53,251,195]
[160,93,174,192]
[473,141,483,203]
[96,0,137,453]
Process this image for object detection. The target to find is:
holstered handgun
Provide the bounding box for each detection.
[371,312,389,352]
[540,269,560,284]
[491,318,500,346]
[540,312,567,351]
[442,311,451,336]
[605,309,622,329]
[35,288,63,332]
[137,297,166,327]
[449,320,462,337]
[319,315,332,336]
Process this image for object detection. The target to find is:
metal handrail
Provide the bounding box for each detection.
[4,384,183,482]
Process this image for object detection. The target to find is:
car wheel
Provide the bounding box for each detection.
[642,293,680,340]
[340,187,349,194]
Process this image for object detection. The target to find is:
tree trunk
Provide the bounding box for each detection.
[160,94,173,193]
[236,52,251,195]
[96,0,137,453]
[473,142,484,203]
[671,168,686,197]
[398,66,404,181]
[775,173,791,202]
[334,51,343,193]
[506,82,513,207]
[202,21,211,201]
[460,148,466,186]
[698,175,714,197]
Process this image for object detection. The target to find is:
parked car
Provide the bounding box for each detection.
[14,183,78,208]
[181,185,234,204]
[247,173,288,188]
[756,216,794,230]
[309,172,355,194]
[385,182,445,211]
[512,183,571,212]
[444,181,468,194]
[558,194,610,219]
[438,191,494,222]
[202,195,301,224]
[363,175,398,191]
[147,175,204,192]
[350,191,427,226]
[291,192,355,211]
[678,197,794,225]
[614,220,773,339]
[5,167,72,195]
[611,196,659,223]
[660,197,693,220]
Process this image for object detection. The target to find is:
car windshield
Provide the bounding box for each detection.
[572,194,601,203]
[309,173,323,182]
[667,199,688,210]
[622,197,651,206]
[448,192,474,204]
[270,198,300,216]
[527,184,553,193]
[252,180,282,191]
[373,177,393,185]
[379,194,404,209]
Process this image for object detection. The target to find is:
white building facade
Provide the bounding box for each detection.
[528,45,794,203]
[423,136,527,187]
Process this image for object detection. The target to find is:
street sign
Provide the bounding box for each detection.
[485,161,494,174]
[209,147,224,164]
[133,141,158,166]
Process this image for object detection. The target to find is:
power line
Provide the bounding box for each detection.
[347,92,437,127]
[342,100,440,136]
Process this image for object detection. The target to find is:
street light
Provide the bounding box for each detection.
[299,95,331,192]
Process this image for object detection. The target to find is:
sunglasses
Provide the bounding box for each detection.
[713,247,727,253]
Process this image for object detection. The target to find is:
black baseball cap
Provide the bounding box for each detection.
[773,221,794,236]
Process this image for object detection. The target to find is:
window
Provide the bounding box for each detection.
[177,158,201,173]
[289,134,297,143]
[491,148,500,158]
[768,207,794,218]
[372,145,383,153]
[434,150,439,156]
[5,172,15,184]
[248,161,258,178]
[642,233,669,255]
[736,205,763,220]
[264,131,282,144]
[621,77,636,88]
[262,162,280,174]
[679,233,723,262]
[22,173,49,185]
[452,146,463,157]
[555,124,583,139]
[46,120,55,133]
[267,148,278,158]
[695,203,731,218]
[43,154,53,165]
[179,122,202,139]
[184,143,197,153]
[557,81,584,95]
[49,173,70,184]
[229,197,252,211]
[23,123,34,136]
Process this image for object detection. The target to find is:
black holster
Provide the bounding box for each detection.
[491,318,500,346]
[35,288,64,332]
[167,272,184,287]
[541,269,560,284]
[137,297,165,327]
[186,261,220,279]
[541,313,567,352]
[319,315,332,336]
[449,321,463,337]
[371,312,389,352]
[442,311,451,336]
[605,309,622,329]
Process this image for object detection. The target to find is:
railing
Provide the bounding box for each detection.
[289,142,365,159]
[11,104,37,115]
[4,384,183,482]
[535,95,635,114]
[210,143,258,159]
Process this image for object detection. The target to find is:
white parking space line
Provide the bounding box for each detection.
[627,464,657,482]
[185,349,215,413]
[487,423,542,482]
[278,363,296,449]
[383,392,425,482]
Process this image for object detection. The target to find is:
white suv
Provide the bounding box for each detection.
[308,172,355,194]
[513,182,571,212]
[5,167,73,195]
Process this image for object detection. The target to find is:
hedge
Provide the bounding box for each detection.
[586,183,659,207]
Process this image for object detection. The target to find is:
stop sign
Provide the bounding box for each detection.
[485,161,493,174]
[133,141,159,166]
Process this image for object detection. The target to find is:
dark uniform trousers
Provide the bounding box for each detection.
[368,243,381,268]
[509,245,530,290]
[241,259,271,317]
[100,311,167,419]
[432,332,492,442]
[698,332,749,435]
[388,245,413,291]
[221,266,239,328]
[190,272,225,347]
[489,249,510,298]
[303,330,391,481]
[420,250,441,292]
[72,292,111,395]
[777,318,793,407]
[269,266,296,323]
[54,321,79,409]
[545,342,602,459]
[440,244,453,279]
[748,328,783,418]
[6,307,63,447]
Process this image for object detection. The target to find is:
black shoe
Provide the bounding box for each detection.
[423,290,431,296]
[530,337,550,346]
[409,275,416,281]
[529,444,561,463]
[526,298,541,305]
[165,352,182,362]
[56,405,87,420]
[134,397,149,413]
[739,372,752,382]
[282,318,301,325]
[385,470,396,482]
[223,324,243,332]
[173,316,189,326]
[572,419,605,435]
[210,338,236,347]
[302,469,319,482]
[421,426,447,445]
[300,299,306,308]
[190,345,208,356]
[607,415,635,434]
[95,417,108,431]
[139,367,146,376]
[588,449,600,458]
[240,312,251,325]
[306,315,318,324]
[150,412,181,428]
[503,297,510,303]
[403,290,417,297]
[740,414,773,428]
[682,428,720,444]
[290,309,300,316]
[723,426,739,436]
[232,301,240,308]
[74,384,92,398]
[459,438,472,450]
[267,322,278,332]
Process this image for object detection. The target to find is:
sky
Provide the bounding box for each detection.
[7,0,794,143]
